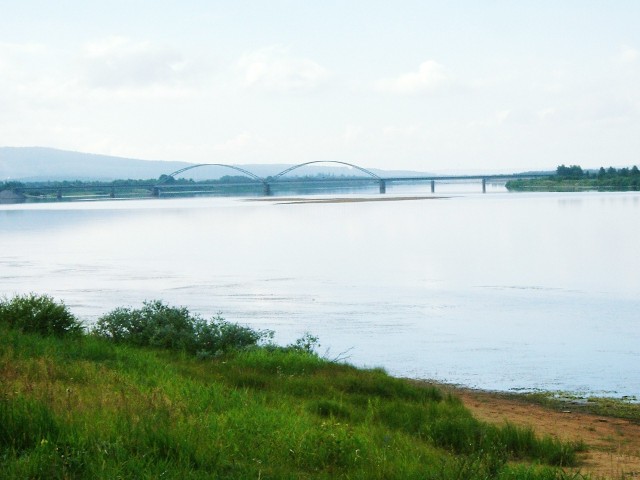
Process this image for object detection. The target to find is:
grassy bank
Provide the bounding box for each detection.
[1,295,590,479]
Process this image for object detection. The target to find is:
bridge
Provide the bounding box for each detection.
[5,161,554,200]
[153,161,553,196]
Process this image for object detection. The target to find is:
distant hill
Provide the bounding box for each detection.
[0,147,430,182]
[0,147,190,182]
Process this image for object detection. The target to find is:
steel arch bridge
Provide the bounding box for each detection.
[159,160,381,182]
[150,160,553,197]
[158,163,265,184]
[3,161,557,201]
[272,161,381,180]
[155,160,386,195]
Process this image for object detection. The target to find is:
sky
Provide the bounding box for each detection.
[1,1,639,173]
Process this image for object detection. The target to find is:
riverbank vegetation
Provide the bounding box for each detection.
[520,391,640,423]
[506,165,640,192]
[1,294,593,478]
[0,174,378,201]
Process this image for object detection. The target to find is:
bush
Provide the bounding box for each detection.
[0,293,83,337]
[92,300,197,351]
[193,315,272,358]
[92,300,271,356]
[288,332,320,354]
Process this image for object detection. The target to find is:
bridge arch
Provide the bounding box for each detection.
[272,161,381,181]
[157,163,265,184]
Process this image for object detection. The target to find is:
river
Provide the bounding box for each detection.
[1,184,639,398]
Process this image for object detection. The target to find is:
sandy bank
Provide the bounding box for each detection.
[416,382,640,479]
[247,195,446,204]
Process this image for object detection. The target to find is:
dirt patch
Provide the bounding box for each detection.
[438,385,640,479]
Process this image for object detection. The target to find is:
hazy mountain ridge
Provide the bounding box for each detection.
[0,147,190,182]
[0,147,430,182]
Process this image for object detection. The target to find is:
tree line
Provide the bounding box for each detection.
[507,164,640,191]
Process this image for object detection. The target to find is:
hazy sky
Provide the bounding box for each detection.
[1,1,639,172]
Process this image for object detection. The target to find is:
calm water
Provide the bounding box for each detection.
[1,186,639,397]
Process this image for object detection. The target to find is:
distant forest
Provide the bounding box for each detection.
[1,172,370,190]
[506,164,640,191]
[0,173,377,200]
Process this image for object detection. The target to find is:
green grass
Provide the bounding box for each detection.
[0,296,592,479]
[0,327,591,479]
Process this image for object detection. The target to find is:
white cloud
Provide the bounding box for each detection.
[213,132,254,152]
[80,36,189,89]
[614,45,639,64]
[237,46,329,92]
[376,60,453,94]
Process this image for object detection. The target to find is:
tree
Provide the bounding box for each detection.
[158,174,176,184]
[556,164,583,179]
[0,181,25,190]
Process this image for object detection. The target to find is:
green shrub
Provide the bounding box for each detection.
[0,293,83,337]
[194,315,271,358]
[93,300,271,356]
[288,332,320,354]
[93,300,197,350]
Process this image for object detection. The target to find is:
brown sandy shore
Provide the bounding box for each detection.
[415,382,640,479]
[247,195,446,204]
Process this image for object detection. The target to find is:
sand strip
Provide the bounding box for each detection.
[247,195,446,204]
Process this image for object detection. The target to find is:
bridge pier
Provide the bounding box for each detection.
[263,182,272,196]
[152,187,160,197]
[379,180,386,194]
[56,189,62,200]
[431,180,435,193]
[482,178,486,194]
[110,187,115,198]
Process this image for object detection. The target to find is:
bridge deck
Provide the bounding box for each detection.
[9,170,554,200]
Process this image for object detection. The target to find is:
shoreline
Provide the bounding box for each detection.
[419,380,640,415]
[414,380,640,479]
